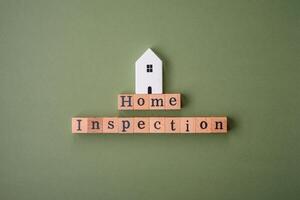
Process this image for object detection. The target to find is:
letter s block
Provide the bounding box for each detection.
[103,117,119,133]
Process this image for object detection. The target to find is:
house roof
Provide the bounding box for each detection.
[135,48,162,65]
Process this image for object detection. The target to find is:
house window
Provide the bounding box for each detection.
[146,64,153,72]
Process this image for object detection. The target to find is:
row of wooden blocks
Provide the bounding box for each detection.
[72,117,227,134]
[118,94,181,110]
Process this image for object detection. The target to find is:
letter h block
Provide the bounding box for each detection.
[118,94,134,110]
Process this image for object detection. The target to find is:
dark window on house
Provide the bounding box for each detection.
[146,64,153,72]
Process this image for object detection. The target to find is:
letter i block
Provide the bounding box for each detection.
[165,117,181,133]
[149,118,165,133]
[211,117,227,133]
[87,118,103,133]
[195,117,212,133]
[134,95,149,110]
[180,117,195,133]
[134,118,150,133]
[165,94,181,110]
[103,118,119,133]
[118,94,134,110]
[72,118,88,133]
[118,118,134,133]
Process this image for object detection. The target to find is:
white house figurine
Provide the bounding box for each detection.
[135,48,163,94]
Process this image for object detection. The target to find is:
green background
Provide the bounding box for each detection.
[1,0,299,199]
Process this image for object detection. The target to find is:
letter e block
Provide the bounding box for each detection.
[133,118,150,133]
[165,94,181,110]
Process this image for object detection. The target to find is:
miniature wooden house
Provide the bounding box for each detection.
[135,48,163,94]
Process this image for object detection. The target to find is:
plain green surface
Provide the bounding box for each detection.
[0,0,299,199]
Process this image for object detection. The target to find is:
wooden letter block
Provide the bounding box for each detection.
[149,117,165,133]
[195,117,212,133]
[165,94,181,110]
[72,118,88,133]
[87,118,103,133]
[134,94,149,110]
[211,117,227,133]
[118,94,134,110]
[118,118,134,133]
[165,117,181,133]
[149,94,165,110]
[103,118,119,133]
[134,118,150,133]
[180,117,195,133]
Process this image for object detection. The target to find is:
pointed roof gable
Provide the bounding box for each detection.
[135,48,162,65]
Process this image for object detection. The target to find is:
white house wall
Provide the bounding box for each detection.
[135,49,163,94]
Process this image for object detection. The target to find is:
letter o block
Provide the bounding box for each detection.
[195,117,212,133]
[134,95,149,110]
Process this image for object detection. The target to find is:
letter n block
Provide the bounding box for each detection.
[211,117,227,133]
[87,118,103,133]
[118,94,134,110]
[72,118,88,133]
[165,94,181,110]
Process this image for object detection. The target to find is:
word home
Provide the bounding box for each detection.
[118,93,181,110]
